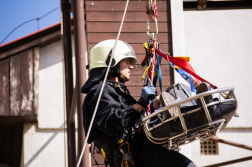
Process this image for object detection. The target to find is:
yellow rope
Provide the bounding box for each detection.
[141,64,152,81]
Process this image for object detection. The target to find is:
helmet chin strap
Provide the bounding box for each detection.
[118,75,125,83]
[109,63,125,83]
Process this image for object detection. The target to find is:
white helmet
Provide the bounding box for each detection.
[89,39,137,71]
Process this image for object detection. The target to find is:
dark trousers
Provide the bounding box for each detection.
[111,134,197,167]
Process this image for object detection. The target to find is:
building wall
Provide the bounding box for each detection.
[183,9,252,166]
[21,123,66,167]
[191,129,252,167]
[38,40,65,129]
[21,40,68,167]
[170,0,192,158]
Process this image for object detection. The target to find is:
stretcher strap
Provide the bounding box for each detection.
[152,57,160,88]
[157,55,162,92]
[176,68,196,93]
[155,48,218,89]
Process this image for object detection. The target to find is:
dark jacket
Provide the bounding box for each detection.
[82,80,141,147]
[82,80,196,167]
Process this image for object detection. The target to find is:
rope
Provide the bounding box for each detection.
[76,0,130,166]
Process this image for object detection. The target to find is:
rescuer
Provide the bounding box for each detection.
[81,39,196,167]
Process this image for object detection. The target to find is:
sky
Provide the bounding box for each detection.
[0,0,61,46]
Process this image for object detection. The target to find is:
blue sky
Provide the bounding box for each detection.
[0,0,61,45]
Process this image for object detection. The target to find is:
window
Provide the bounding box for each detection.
[201,140,219,155]
[183,0,252,10]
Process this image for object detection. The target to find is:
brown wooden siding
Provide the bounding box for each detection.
[86,0,173,101]
[85,1,173,166]
[0,47,39,120]
[0,59,10,116]
[33,47,39,115]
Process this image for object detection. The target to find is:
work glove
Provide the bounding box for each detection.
[137,85,156,107]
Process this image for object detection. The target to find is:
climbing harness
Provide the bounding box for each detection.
[119,142,135,167]
[76,0,130,166]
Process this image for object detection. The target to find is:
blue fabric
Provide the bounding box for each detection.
[152,55,162,93]
[150,98,155,113]
[141,85,156,102]
[153,70,157,87]
[168,62,196,93]
[176,69,196,93]
[158,56,162,92]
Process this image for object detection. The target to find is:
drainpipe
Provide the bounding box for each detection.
[60,0,77,167]
[71,0,89,167]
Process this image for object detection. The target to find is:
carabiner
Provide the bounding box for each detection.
[119,142,130,154]
[146,19,158,40]
[146,0,158,21]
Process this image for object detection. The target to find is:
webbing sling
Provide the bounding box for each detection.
[155,48,218,89]
[176,68,196,93]
[152,53,162,93]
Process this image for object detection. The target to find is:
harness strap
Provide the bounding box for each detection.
[157,52,162,93]
[175,68,196,93]
[141,64,152,81]
[91,144,99,166]
[155,48,218,89]
[119,97,129,109]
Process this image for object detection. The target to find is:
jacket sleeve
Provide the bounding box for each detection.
[88,84,141,137]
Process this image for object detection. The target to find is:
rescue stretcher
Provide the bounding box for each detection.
[142,87,238,150]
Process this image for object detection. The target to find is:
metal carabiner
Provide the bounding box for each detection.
[146,0,158,21]
[146,0,157,15]
[146,18,158,40]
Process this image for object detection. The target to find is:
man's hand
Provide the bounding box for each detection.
[141,85,156,102]
[152,95,161,110]
[137,85,156,107]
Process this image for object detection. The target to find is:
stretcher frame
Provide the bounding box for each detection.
[142,87,238,150]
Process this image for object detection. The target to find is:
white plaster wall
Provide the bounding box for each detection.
[170,0,192,159]
[22,123,66,167]
[183,9,252,167]
[184,9,252,128]
[191,129,252,167]
[170,0,185,56]
[21,38,78,167]
[38,40,65,128]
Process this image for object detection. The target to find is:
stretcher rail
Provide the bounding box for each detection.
[142,87,238,149]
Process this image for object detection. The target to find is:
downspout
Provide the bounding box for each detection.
[71,0,89,167]
[60,0,77,167]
